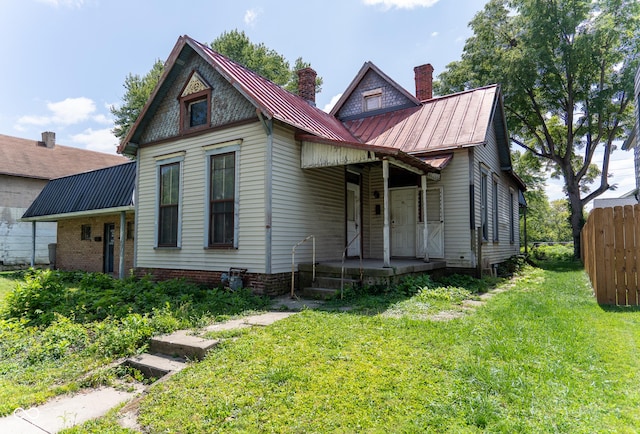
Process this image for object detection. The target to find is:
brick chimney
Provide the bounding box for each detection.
[297,67,317,106]
[414,63,434,101]
[41,131,56,149]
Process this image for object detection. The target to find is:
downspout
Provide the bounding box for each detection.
[421,174,429,262]
[119,211,126,279]
[133,161,140,270]
[257,110,273,274]
[383,158,390,268]
[31,222,36,267]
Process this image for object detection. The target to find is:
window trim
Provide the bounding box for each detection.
[492,176,499,242]
[509,188,516,244]
[178,70,212,134]
[155,155,184,249]
[480,166,489,242]
[204,143,240,249]
[81,224,92,241]
[362,88,382,112]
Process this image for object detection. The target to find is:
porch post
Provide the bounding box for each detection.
[31,221,36,267]
[119,211,126,279]
[383,159,391,267]
[421,175,430,262]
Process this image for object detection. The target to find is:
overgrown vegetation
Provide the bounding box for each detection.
[124,260,640,432]
[0,269,270,416]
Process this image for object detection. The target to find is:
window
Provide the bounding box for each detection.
[188,98,208,127]
[492,178,499,242]
[179,71,211,133]
[209,153,236,247]
[363,88,382,111]
[126,221,135,240]
[158,162,180,247]
[481,169,488,241]
[509,189,515,244]
[81,224,91,240]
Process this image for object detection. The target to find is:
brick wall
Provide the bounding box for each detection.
[134,267,292,296]
[56,213,134,277]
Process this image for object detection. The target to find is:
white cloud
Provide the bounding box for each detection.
[362,0,440,10]
[70,128,119,155]
[431,31,439,37]
[17,97,96,127]
[244,8,262,26]
[322,93,343,113]
[36,0,86,7]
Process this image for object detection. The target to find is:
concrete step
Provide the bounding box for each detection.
[149,330,220,360]
[124,353,187,379]
[302,287,338,300]
[314,276,359,290]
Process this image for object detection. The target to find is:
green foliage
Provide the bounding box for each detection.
[2,270,270,327]
[110,59,164,141]
[436,0,640,254]
[136,264,640,432]
[531,243,575,262]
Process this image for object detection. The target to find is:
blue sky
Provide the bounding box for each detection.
[0,0,634,203]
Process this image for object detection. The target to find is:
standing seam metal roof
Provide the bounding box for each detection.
[22,161,136,218]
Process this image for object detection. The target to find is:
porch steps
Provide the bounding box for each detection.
[302,276,360,300]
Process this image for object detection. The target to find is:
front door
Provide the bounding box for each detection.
[346,182,361,257]
[426,187,444,258]
[391,188,416,257]
[103,223,115,274]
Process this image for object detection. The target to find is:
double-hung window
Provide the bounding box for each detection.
[205,141,240,249]
[480,168,489,241]
[156,156,183,248]
[509,189,516,244]
[492,178,499,242]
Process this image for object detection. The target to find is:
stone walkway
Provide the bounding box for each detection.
[0,302,305,433]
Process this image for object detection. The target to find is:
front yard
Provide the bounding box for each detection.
[2,255,640,432]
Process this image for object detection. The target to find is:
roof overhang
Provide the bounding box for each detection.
[298,134,440,180]
[622,124,637,150]
[20,206,134,223]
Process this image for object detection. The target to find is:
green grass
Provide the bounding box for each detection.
[0,270,270,417]
[122,261,640,433]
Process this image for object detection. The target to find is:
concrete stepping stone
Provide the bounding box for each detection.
[125,353,187,379]
[149,330,220,360]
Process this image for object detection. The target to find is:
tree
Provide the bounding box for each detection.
[110,59,164,141]
[435,0,640,257]
[112,30,322,142]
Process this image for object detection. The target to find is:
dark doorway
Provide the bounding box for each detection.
[104,223,115,274]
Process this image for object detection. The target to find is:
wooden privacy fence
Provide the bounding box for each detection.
[581,204,640,306]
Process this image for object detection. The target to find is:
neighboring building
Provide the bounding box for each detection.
[117,35,525,294]
[0,132,128,268]
[621,65,640,201]
[21,162,136,277]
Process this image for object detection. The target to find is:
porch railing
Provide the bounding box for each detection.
[341,232,363,299]
[291,235,315,298]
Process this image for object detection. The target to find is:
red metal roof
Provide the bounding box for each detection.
[343,85,499,154]
[420,153,453,170]
[187,37,357,143]
[0,134,129,180]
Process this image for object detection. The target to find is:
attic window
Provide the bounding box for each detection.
[363,88,382,112]
[179,71,211,133]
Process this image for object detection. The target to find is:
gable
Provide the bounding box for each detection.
[335,68,418,121]
[138,47,257,145]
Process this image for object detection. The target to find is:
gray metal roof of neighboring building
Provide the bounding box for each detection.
[22,161,136,219]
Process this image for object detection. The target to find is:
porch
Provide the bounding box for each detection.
[297,258,446,299]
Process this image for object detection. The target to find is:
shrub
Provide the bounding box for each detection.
[4,269,69,326]
[531,243,574,262]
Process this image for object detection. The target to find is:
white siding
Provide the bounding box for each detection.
[136,122,268,273]
[436,149,475,268]
[472,125,521,268]
[271,125,345,273]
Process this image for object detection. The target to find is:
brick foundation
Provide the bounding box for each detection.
[133,267,293,296]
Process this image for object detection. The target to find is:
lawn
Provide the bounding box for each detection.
[4,258,640,433]
[128,261,639,432]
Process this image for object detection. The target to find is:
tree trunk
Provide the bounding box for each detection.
[567,189,584,259]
